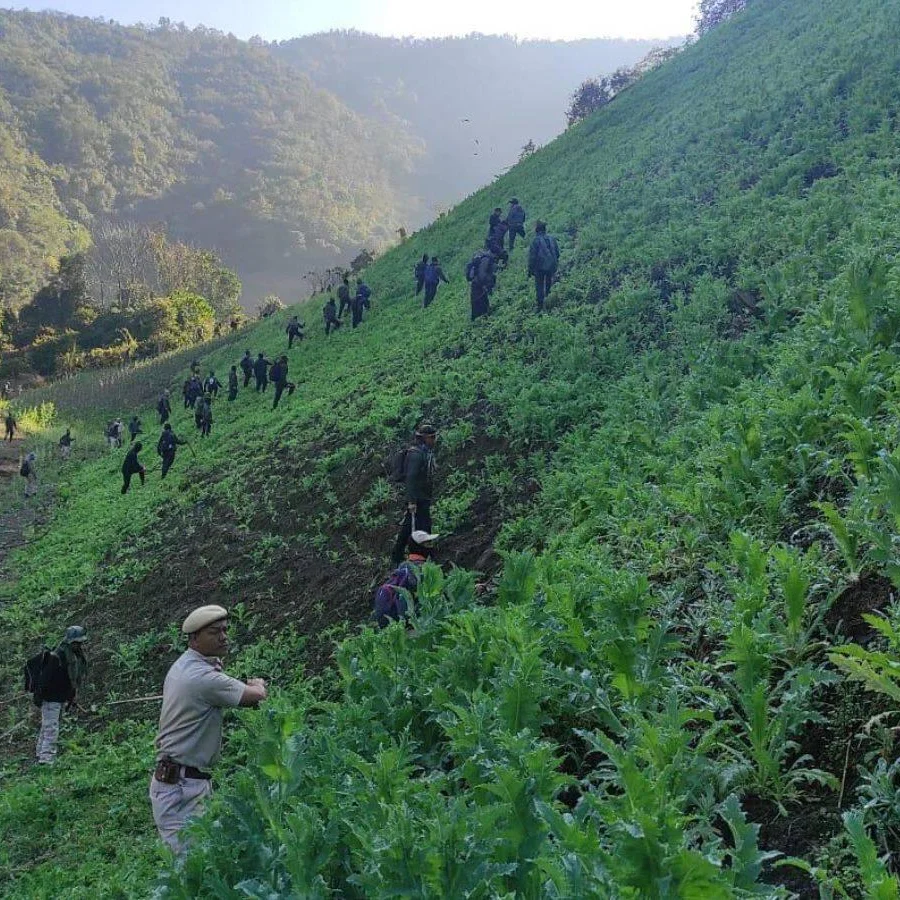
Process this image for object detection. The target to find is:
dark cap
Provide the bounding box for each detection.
[509,198,519,204]
[417,424,437,436]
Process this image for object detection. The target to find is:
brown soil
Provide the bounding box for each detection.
[826,573,895,644]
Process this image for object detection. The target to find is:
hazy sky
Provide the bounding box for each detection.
[5,0,697,40]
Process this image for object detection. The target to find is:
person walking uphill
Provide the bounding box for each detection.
[391,424,438,565]
[422,257,449,308]
[30,625,89,765]
[158,424,186,479]
[466,246,497,321]
[239,350,254,388]
[270,356,291,410]
[5,410,16,442]
[507,198,526,250]
[150,605,267,855]
[323,296,342,335]
[128,415,143,443]
[528,221,560,312]
[21,452,38,497]
[227,366,238,401]
[253,354,272,392]
[414,253,429,296]
[157,391,171,425]
[286,315,305,349]
[122,442,146,494]
[337,276,352,319]
[59,428,74,460]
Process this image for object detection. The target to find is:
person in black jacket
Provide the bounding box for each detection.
[324,296,342,335]
[128,415,142,443]
[528,221,561,312]
[270,356,291,409]
[157,424,186,479]
[227,366,239,401]
[337,277,352,318]
[239,351,254,388]
[286,316,305,349]
[253,354,272,392]
[507,198,526,250]
[391,424,438,565]
[157,391,171,425]
[121,442,146,494]
[414,253,429,295]
[35,625,88,764]
[422,257,449,308]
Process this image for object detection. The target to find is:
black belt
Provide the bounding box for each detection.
[183,766,211,780]
[155,758,211,783]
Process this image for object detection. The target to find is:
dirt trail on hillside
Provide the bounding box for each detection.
[0,435,52,573]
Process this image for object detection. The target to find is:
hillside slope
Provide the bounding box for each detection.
[4,0,900,895]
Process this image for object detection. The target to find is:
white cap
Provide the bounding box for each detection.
[411,530,439,545]
[181,605,228,635]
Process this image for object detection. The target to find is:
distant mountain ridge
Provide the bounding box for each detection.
[0,12,669,310]
[274,32,674,213]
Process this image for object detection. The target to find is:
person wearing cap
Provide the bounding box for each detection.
[239,350,254,388]
[35,625,88,764]
[391,424,438,565]
[150,605,267,855]
[507,199,526,250]
[374,530,438,628]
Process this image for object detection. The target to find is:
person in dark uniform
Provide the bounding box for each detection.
[391,424,438,565]
[122,442,146,494]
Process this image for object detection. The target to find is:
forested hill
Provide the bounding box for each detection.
[7,0,900,895]
[0,10,421,309]
[274,33,669,212]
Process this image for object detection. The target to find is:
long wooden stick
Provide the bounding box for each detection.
[105,694,164,706]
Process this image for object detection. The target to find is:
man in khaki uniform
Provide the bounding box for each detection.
[149,605,267,855]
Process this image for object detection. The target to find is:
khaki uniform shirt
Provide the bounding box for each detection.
[155,649,245,770]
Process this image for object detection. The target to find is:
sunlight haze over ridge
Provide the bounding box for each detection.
[5,0,696,40]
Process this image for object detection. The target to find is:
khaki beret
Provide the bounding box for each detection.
[182,605,228,635]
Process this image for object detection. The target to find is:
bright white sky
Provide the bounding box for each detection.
[6,0,698,40]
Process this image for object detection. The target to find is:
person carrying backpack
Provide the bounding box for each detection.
[26,625,88,764]
[122,442,146,494]
[414,253,429,296]
[227,366,239,401]
[157,391,172,425]
[239,351,254,388]
[422,257,449,309]
[253,354,272,392]
[21,451,37,497]
[59,428,75,460]
[323,296,342,335]
[391,424,438,565]
[374,530,438,628]
[157,424,186,479]
[4,410,16,442]
[286,316,305,349]
[507,198,526,250]
[466,245,497,321]
[337,277,352,318]
[128,415,143,443]
[203,372,220,399]
[528,221,561,312]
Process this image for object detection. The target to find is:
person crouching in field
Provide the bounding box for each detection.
[150,605,267,855]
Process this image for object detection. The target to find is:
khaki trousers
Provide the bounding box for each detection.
[149,775,212,855]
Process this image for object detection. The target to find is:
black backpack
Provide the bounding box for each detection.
[387,446,414,483]
[23,647,55,707]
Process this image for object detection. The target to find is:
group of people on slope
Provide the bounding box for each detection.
[322,276,373,335]
[413,198,560,321]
